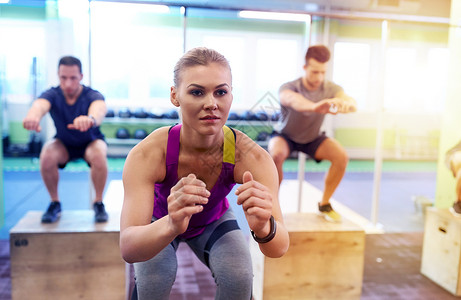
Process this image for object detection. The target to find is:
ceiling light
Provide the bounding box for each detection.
[239,10,310,23]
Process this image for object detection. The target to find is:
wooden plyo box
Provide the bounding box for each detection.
[251,212,365,300]
[421,207,461,295]
[10,210,127,300]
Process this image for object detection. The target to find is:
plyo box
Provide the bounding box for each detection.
[10,210,127,300]
[251,212,365,300]
[421,207,461,295]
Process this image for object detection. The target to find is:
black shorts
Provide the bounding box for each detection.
[57,139,104,169]
[272,131,328,163]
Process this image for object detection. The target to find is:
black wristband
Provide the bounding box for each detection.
[251,215,276,244]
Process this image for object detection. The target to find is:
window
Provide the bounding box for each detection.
[185,7,308,111]
[256,38,301,101]
[90,2,183,110]
[384,47,418,112]
[425,47,448,113]
[0,20,46,102]
[383,46,448,113]
[333,42,371,110]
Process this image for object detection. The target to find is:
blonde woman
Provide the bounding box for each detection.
[120,47,289,299]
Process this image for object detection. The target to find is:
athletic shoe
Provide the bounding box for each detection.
[94,202,108,223]
[318,202,342,222]
[41,201,62,223]
[450,201,461,217]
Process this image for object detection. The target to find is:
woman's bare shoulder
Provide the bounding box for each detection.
[124,126,170,173]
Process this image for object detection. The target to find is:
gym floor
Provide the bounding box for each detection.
[1,157,437,238]
[1,157,447,299]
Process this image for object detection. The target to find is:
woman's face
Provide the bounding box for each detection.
[171,62,233,136]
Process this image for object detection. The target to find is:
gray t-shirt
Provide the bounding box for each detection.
[275,77,343,144]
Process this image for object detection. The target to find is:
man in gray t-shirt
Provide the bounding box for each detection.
[268,45,356,222]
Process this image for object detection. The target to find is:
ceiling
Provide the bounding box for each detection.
[137,0,451,18]
[4,0,452,20]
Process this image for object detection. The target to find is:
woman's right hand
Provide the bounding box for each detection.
[167,174,210,235]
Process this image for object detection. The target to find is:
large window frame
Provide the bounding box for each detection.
[89,3,310,113]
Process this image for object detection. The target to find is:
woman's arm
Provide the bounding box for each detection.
[120,127,210,263]
[120,128,172,263]
[234,131,289,258]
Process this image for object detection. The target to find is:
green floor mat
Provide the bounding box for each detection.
[3,157,126,172]
[3,157,436,173]
[282,159,437,173]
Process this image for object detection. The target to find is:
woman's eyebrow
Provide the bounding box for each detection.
[187,83,230,89]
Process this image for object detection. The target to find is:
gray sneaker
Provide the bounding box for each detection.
[450,201,461,217]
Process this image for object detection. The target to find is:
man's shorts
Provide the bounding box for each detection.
[272,131,328,163]
[57,139,104,169]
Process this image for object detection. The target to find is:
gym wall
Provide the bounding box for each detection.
[0,1,450,161]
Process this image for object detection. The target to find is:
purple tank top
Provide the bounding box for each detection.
[153,124,236,239]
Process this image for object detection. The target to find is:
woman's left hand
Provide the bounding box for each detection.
[235,171,273,234]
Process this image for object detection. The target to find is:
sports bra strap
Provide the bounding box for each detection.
[165,124,181,166]
[223,125,236,165]
[166,124,235,166]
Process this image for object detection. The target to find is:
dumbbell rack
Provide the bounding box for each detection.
[101,117,273,157]
[101,117,177,157]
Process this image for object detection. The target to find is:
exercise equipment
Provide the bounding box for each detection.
[28,134,42,157]
[2,135,9,153]
[256,131,270,141]
[271,111,281,121]
[105,109,115,118]
[10,211,127,299]
[167,110,179,119]
[149,110,162,119]
[228,112,240,121]
[157,109,179,119]
[133,129,148,139]
[133,108,148,119]
[118,108,132,118]
[115,128,130,139]
[251,213,365,300]
[254,111,269,121]
[241,111,256,121]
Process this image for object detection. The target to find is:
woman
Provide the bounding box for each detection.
[120,47,289,299]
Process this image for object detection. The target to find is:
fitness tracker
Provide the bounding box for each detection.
[88,115,97,128]
[251,215,276,244]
